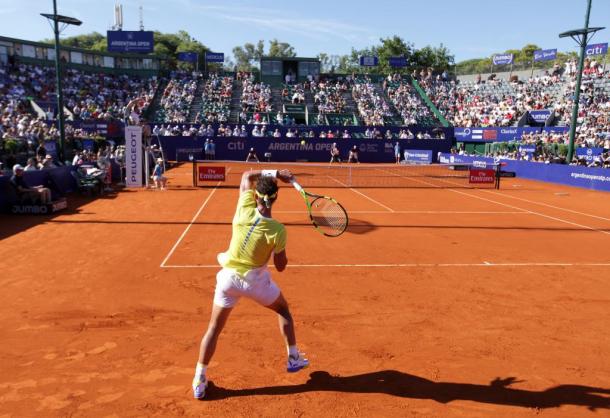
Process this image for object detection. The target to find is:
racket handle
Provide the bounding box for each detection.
[291,180,304,193]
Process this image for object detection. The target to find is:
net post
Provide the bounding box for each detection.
[192,159,196,187]
[495,164,501,190]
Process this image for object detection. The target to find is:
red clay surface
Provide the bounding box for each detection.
[1,163,610,417]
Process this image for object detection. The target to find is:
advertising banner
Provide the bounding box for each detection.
[453,127,540,142]
[469,168,496,184]
[82,139,95,151]
[205,52,225,63]
[528,109,552,123]
[177,52,198,63]
[585,43,608,56]
[107,31,154,53]
[388,56,408,67]
[492,54,514,65]
[533,49,557,62]
[159,137,451,163]
[438,153,610,192]
[576,147,604,162]
[198,166,226,181]
[359,56,379,66]
[403,149,433,164]
[125,126,143,187]
[44,140,58,159]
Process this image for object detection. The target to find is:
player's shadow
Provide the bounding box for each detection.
[203,370,610,411]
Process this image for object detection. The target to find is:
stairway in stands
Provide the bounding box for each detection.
[374,83,403,126]
[270,87,284,114]
[187,77,205,123]
[229,79,242,124]
[148,78,169,123]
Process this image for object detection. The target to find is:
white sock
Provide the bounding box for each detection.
[287,345,299,358]
[195,362,207,378]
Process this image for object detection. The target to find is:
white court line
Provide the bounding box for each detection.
[274,210,529,214]
[326,175,395,212]
[379,167,610,237]
[161,262,610,269]
[159,181,221,267]
[481,189,610,223]
[447,187,610,237]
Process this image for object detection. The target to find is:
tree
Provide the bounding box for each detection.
[268,39,296,58]
[232,40,296,71]
[41,31,210,69]
[375,36,415,74]
[232,40,264,71]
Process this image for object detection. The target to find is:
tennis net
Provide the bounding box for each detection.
[192,161,503,189]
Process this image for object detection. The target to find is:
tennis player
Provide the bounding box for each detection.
[192,168,309,399]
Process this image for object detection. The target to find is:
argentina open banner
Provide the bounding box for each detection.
[125,126,143,187]
[107,31,154,53]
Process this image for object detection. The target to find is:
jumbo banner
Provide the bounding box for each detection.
[125,126,143,187]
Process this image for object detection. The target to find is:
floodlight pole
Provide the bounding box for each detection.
[41,0,81,163]
[52,0,66,163]
[559,0,604,163]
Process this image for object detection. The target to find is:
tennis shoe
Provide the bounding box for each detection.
[192,375,208,399]
[287,352,309,373]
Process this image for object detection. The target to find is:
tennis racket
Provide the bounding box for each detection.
[291,180,348,237]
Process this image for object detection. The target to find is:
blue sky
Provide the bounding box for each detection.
[0,0,608,62]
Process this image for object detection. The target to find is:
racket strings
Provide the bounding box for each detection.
[310,198,348,235]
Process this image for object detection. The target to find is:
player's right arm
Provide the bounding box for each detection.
[240,170,262,193]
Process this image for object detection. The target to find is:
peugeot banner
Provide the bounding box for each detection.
[125,126,143,187]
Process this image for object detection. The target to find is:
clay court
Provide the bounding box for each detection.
[2,162,610,417]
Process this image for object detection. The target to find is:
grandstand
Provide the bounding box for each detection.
[1,33,609,173]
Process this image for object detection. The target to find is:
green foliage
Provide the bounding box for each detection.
[232,39,296,71]
[41,31,210,69]
[4,138,20,154]
[319,36,454,75]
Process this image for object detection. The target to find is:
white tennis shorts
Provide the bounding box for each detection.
[213,266,280,308]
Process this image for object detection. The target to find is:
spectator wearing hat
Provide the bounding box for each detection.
[40,155,57,170]
[10,164,52,204]
[152,158,167,190]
